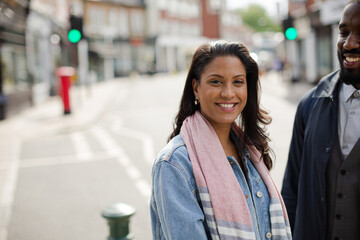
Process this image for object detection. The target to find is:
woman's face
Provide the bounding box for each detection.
[192,56,247,130]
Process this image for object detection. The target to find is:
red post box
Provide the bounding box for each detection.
[55,67,76,115]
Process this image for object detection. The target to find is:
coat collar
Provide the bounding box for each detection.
[313,70,341,99]
[342,83,359,102]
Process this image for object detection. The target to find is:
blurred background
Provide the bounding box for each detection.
[0,0,347,239]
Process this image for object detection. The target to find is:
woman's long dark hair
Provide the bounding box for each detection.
[168,41,273,170]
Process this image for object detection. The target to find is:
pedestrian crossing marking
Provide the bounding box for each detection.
[112,126,155,165]
[70,132,93,161]
[90,126,152,203]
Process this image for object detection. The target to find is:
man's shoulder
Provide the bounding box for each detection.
[313,70,340,97]
[296,70,340,122]
[299,70,340,106]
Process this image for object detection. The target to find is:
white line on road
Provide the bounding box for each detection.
[135,179,152,200]
[0,152,113,169]
[90,126,151,202]
[0,141,20,240]
[127,165,141,180]
[91,126,121,157]
[112,119,123,132]
[117,152,130,167]
[70,132,93,161]
[112,126,155,165]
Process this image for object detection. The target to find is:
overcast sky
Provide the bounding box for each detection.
[226,0,288,17]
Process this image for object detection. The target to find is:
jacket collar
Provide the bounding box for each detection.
[342,83,359,102]
[313,70,341,99]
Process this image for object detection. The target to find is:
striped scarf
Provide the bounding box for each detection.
[180,111,292,240]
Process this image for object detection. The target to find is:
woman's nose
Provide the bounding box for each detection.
[221,85,235,99]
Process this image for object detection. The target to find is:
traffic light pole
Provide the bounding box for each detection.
[0,44,6,120]
[77,39,89,89]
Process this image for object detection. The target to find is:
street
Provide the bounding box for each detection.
[0,72,312,240]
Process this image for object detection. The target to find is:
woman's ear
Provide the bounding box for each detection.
[192,78,199,99]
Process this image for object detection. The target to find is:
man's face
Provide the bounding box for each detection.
[337,3,360,88]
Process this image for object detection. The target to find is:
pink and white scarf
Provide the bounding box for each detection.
[180,111,292,240]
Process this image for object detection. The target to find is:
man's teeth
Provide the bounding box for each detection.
[218,103,235,108]
[346,57,360,62]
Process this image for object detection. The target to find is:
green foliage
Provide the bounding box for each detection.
[239,4,281,32]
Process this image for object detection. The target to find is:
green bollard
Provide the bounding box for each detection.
[102,203,136,240]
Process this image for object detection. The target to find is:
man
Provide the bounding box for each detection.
[281,1,360,240]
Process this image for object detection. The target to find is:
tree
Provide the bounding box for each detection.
[239,4,281,32]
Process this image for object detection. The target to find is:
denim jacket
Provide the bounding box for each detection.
[150,134,271,240]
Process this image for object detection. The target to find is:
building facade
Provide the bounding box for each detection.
[27,0,71,104]
[0,0,31,119]
[148,0,205,72]
[284,0,347,83]
[148,0,248,73]
[0,0,71,120]
[83,0,150,80]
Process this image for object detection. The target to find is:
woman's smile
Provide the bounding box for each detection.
[216,102,238,112]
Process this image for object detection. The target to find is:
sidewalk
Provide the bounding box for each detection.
[0,78,127,240]
[261,70,315,104]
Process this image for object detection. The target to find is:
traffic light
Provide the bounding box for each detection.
[68,29,81,43]
[68,15,83,43]
[285,27,298,40]
[282,16,297,41]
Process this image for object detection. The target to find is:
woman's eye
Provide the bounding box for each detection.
[210,79,221,84]
[234,80,244,85]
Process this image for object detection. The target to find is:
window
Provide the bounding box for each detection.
[130,9,144,37]
[119,9,129,38]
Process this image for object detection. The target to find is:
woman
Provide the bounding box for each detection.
[150,41,291,240]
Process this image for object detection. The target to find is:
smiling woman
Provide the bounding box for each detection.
[192,56,248,133]
[150,41,292,240]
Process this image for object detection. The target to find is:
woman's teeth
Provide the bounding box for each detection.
[218,103,235,108]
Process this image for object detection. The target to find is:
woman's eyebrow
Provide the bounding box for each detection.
[206,74,223,78]
[233,74,246,78]
[206,73,246,78]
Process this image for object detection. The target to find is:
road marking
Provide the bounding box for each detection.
[0,141,20,240]
[117,152,130,167]
[91,126,121,157]
[127,165,141,180]
[135,179,152,200]
[112,126,155,165]
[70,132,93,161]
[0,152,112,169]
[112,119,123,132]
[91,126,151,202]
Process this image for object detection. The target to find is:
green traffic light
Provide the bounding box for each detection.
[285,27,298,40]
[68,29,81,43]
